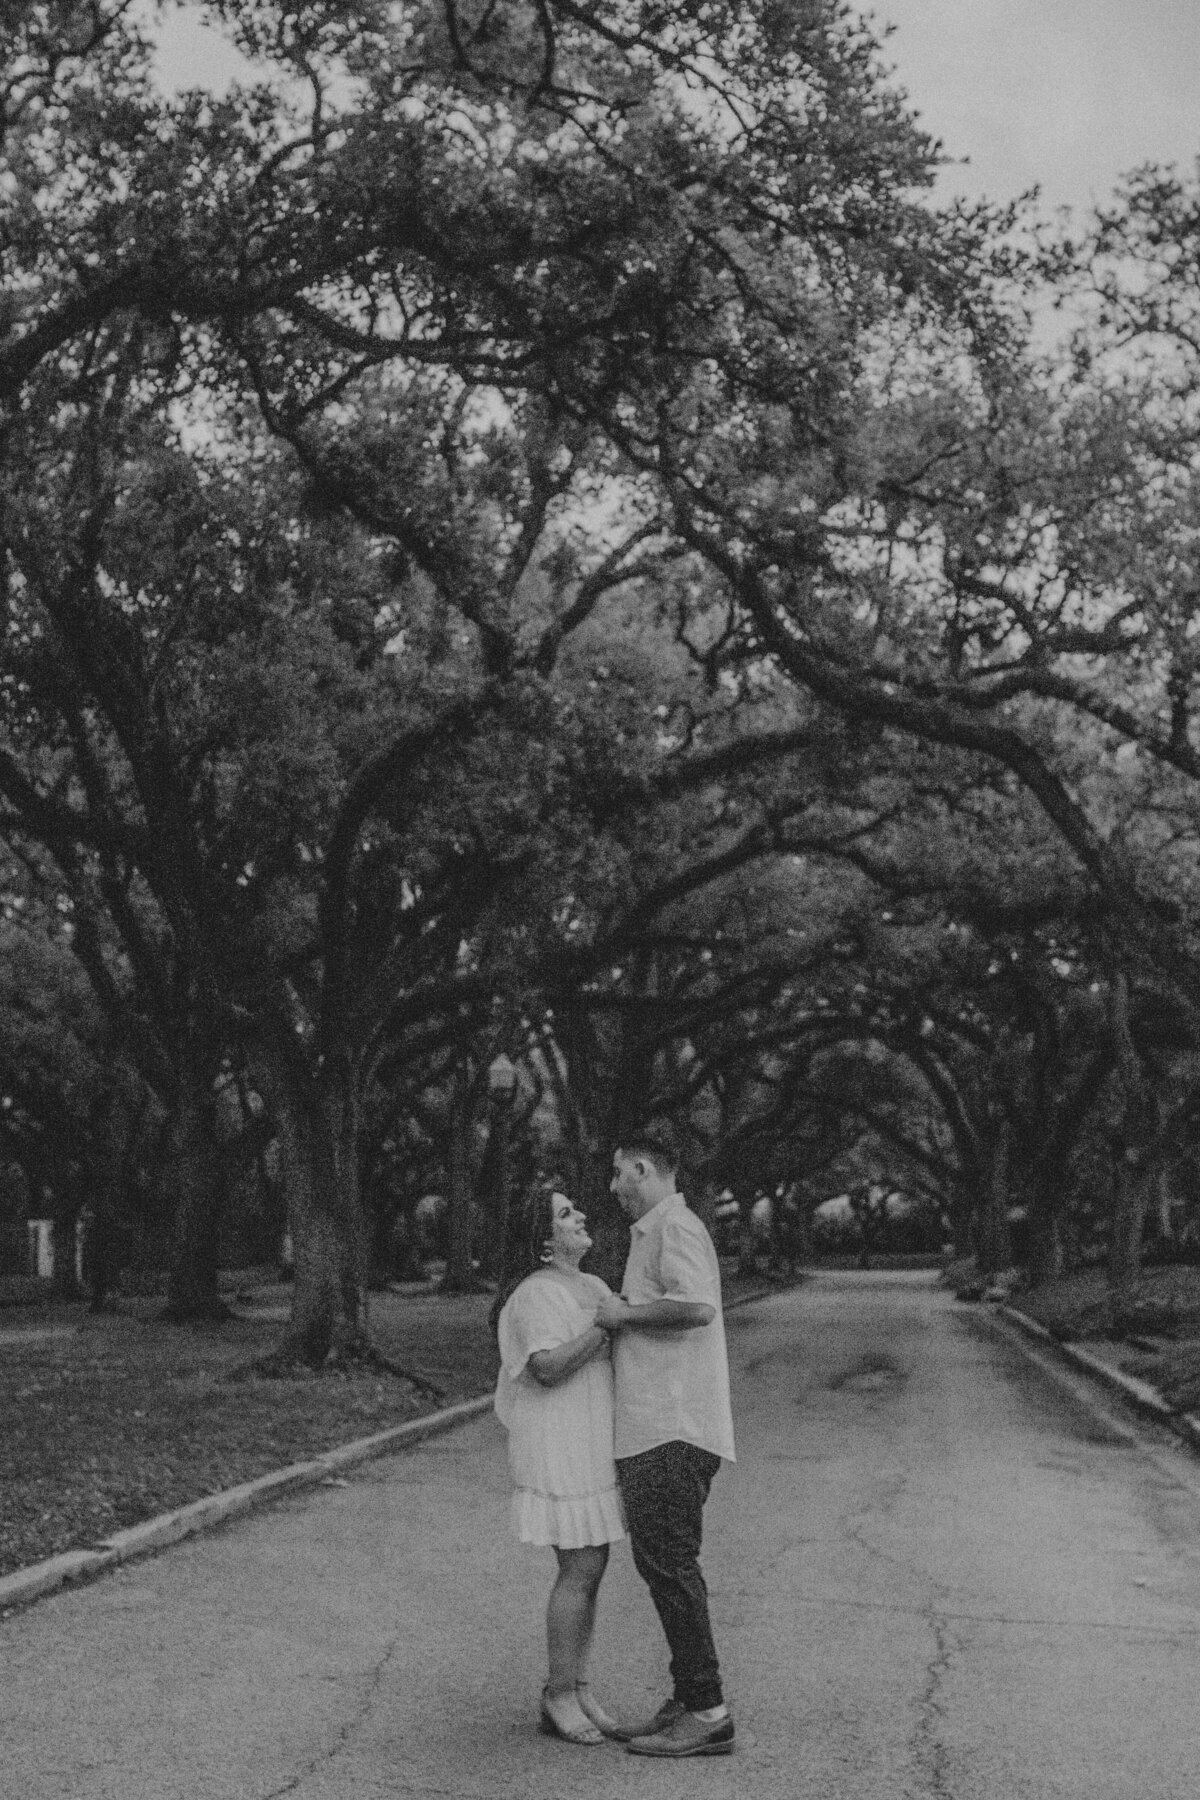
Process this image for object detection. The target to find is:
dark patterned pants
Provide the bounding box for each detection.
[616,1439,724,1711]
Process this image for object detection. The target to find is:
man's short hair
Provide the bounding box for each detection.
[620,1120,680,1176]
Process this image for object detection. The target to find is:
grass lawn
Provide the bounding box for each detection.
[0,1280,498,1582]
[0,1261,784,1583]
[1001,1262,1200,1416]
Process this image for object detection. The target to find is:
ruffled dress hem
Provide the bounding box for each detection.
[511,1485,625,1548]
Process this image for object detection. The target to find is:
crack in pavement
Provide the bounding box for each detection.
[835,1466,920,1585]
[356,1787,499,1800]
[256,1634,402,1800]
[907,1611,957,1800]
[781,1589,1200,1636]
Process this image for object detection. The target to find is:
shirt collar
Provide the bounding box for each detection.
[631,1192,684,1236]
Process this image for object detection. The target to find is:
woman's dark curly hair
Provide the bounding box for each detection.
[489,1177,564,1336]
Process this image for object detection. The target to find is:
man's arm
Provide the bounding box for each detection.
[596,1293,714,1332]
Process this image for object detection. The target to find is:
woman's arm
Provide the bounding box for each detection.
[526,1325,610,1387]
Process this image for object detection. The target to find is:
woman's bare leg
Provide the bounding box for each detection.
[546,1543,608,1695]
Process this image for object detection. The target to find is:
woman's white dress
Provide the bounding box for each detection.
[494,1268,625,1548]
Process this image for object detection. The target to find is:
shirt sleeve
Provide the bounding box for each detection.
[656,1214,721,1308]
[497,1276,577,1382]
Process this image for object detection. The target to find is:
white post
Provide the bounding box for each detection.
[27,1218,55,1280]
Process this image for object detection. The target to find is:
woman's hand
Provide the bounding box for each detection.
[594,1293,630,1332]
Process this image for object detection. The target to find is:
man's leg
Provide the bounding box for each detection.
[616,1440,723,1712]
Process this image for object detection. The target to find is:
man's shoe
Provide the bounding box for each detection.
[625,1708,735,1757]
[608,1697,685,1743]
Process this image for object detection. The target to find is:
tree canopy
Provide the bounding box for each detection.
[5,1,1200,1351]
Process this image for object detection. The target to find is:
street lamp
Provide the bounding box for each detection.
[488,1052,518,1101]
[488,1054,519,1283]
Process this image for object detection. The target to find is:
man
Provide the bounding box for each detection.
[595,1122,736,1758]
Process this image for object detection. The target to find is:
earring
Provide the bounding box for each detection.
[540,1245,554,1263]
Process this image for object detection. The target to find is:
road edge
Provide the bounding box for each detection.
[0,1394,494,1617]
[0,1283,785,1618]
[996,1301,1200,1456]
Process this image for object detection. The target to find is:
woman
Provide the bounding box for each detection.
[494,1183,624,1746]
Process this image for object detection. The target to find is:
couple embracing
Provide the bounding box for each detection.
[493,1122,736,1759]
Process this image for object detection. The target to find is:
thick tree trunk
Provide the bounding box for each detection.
[477,1080,517,1283]
[551,1002,614,1242]
[325,1054,369,1332]
[976,1119,1014,1276]
[164,1061,228,1322]
[774,1188,810,1275]
[255,1046,369,1366]
[556,1010,607,1213]
[543,992,648,1289]
[945,1183,974,1260]
[85,1188,118,1311]
[85,1091,119,1309]
[1107,1144,1147,1318]
[1106,969,1150,1319]
[1023,1162,1065,1288]
[442,1055,481,1292]
[1026,1204,1064,1288]
[1023,1041,1113,1289]
[588,1021,652,1288]
[1153,1167,1174,1248]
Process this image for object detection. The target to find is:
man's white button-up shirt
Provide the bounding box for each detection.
[612,1193,736,1463]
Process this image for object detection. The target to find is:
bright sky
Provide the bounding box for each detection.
[154,2,1200,218]
[876,0,1200,212]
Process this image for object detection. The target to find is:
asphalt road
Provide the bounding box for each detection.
[4,1271,1200,1799]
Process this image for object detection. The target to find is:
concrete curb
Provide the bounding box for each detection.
[997,1302,1200,1455]
[0,1284,786,1619]
[0,1394,494,1617]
